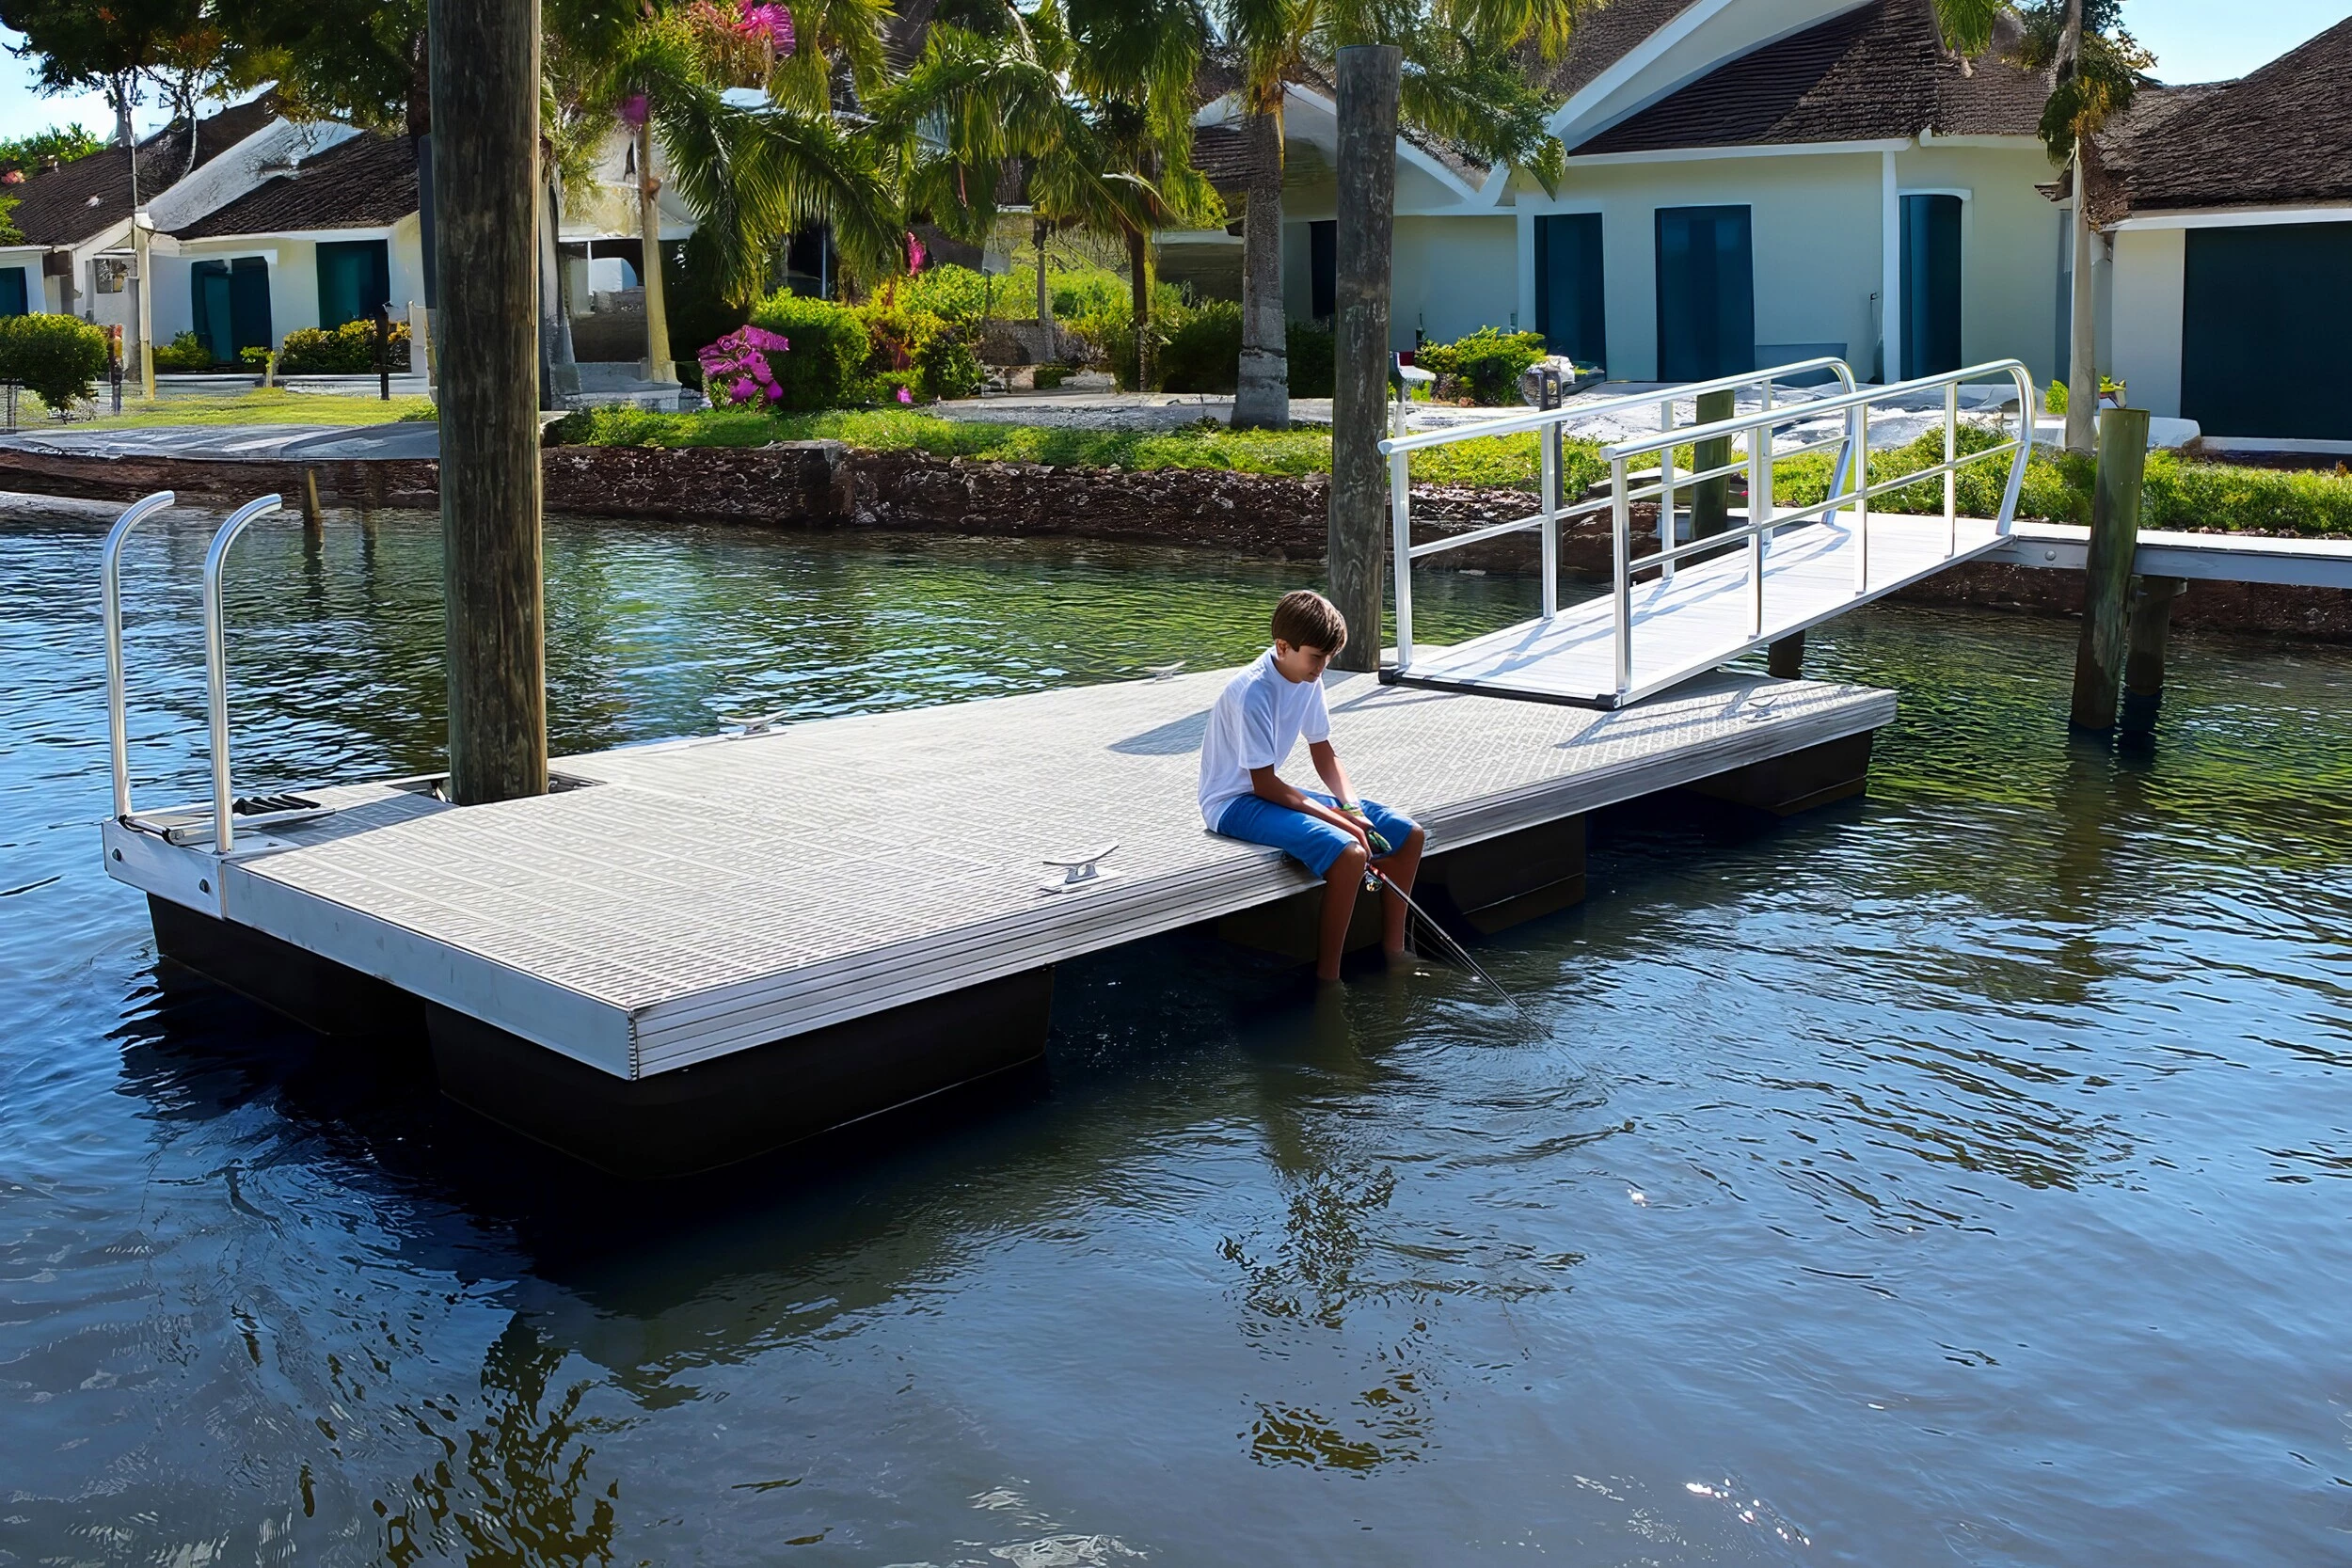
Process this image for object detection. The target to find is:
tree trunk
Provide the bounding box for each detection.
[1232,97,1289,430]
[1125,224,1153,391]
[1327,45,1400,674]
[430,0,548,805]
[2062,0,2095,452]
[1035,217,1053,363]
[539,168,577,408]
[637,118,675,383]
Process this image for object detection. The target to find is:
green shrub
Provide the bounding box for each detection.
[1034,364,1073,390]
[2044,374,2123,414]
[0,312,110,406]
[746,289,869,410]
[276,319,410,375]
[1158,298,1243,393]
[895,261,1134,330]
[1417,326,1547,404]
[661,232,750,389]
[152,330,215,372]
[913,327,984,401]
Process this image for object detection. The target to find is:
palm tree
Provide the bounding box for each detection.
[871,1,1218,391]
[1217,0,1581,430]
[549,0,904,383]
[1929,0,2148,451]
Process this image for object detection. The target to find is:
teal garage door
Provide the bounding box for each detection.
[2181,222,2352,442]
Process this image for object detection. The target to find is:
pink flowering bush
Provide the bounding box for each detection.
[685,0,794,83]
[697,325,789,407]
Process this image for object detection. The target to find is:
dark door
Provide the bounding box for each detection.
[1534,213,1606,369]
[191,260,234,363]
[315,239,390,329]
[1309,220,1336,320]
[1900,194,1963,379]
[0,268,25,315]
[1655,205,1753,382]
[228,257,273,356]
[2182,221,2352,441]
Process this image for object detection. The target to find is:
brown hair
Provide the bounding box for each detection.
[1271,589,1347,653]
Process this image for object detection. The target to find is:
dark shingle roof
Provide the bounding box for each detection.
[2108,16,2352,214]
[1189,122,1253,189]
[8,95,279,247]
[171,131,418,239]
[1568,0,2045,154]
[1542,0,1703,101]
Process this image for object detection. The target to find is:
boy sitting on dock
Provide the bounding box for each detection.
[1200,590,1426,982]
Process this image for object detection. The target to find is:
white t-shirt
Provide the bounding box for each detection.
[1198,648,1332,830]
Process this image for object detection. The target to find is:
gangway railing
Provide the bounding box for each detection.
[103,489,333,857]
[1378,357,2036,707]
[1378,357,1859,673]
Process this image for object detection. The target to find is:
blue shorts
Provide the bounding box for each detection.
[1215,792,1419,878]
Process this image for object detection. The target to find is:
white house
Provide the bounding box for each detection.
[2094,16,2352,452]
[1174,0,2074,388]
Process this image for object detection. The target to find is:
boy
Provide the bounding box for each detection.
[1199,589,1425,982]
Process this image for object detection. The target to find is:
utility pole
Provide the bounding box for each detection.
[1327,44,1401,673]
[430,0,548,803]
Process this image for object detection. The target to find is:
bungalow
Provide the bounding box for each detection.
[2094,16,2352,451]
[1175,0,2073,388]
[158,128,427,362]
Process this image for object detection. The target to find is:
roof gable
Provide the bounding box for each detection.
[1565,0,2044,155]
[168,130,418,240]
[8,95,280,248]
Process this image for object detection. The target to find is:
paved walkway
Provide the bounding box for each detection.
[0,422,444,462]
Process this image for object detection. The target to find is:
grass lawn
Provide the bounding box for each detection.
[38,388,439,430]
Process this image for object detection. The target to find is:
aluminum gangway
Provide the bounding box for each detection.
[1380,358,2037,708]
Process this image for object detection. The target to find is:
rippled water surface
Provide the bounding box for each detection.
[4,507,2350,1565]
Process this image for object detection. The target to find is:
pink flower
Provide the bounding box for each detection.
[739,3,794,52]
[1,170,21,185]
[731,375,756,402]
[897,386,914,404]
[619,93,649,129]
[906,231,926,273]
[765,384,781,401]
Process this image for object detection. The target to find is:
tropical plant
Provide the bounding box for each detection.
[0,123,106,170]
[151,330,215,372]
[871,0,1221,393]
[1216,0,1581,429]
[277,319,410,374]
[0,311,112,405]
[697,322,790,405]
[746,288,869,408]
[1414,325,1546,404]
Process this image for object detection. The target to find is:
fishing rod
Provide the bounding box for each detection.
[1363,862,1538,1029]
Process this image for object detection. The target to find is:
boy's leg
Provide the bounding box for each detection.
[1318,841,1370,983]
[1350,800,1424,958]
[1215,795,1367,983]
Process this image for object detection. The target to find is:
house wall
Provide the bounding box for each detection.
[0,252,48,314]
[1509,140,2063,384]
[2108,227,2185,418]
[158,230,422,353]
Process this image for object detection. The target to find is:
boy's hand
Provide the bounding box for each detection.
[1339,802,1391,856]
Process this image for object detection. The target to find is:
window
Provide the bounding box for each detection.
[1534,214,1605,368]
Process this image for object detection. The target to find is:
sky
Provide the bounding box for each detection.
[0,3,2346,142]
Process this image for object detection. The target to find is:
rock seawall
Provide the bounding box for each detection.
[5,440,2344,641]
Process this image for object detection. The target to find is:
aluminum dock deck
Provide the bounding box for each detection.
[109,665,1893,1173]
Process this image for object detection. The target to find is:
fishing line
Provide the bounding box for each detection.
[1364,863,1538,1030]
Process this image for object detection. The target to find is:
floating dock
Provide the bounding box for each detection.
[108,665,1892,1176]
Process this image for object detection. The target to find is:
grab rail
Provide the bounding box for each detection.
[1593,358,2036,702]
[201,495,285,854]
[1379,358,1860,673]
[101,491,180,822]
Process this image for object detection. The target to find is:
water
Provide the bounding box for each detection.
[5,506,2350,1565]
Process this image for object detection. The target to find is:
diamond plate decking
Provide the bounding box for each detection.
[107,667,1894,1081]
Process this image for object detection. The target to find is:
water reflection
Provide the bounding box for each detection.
[4,509,2351,1563]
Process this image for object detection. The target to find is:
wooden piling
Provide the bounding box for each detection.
[301,467,323,542]
[2069,406,2151,731]
[429,0,548,804]
[1327,44,1401,673]
[1692,388,1734,539]
[2120,576,2187,736]
[1768,630,1804,678]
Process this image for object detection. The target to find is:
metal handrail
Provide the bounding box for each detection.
[101,491,179,822]
[1379,357,1861,674]
[200,495,285,854]
[1598,358,2036,701]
